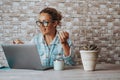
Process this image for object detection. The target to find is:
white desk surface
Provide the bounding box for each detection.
[0,64,120,80]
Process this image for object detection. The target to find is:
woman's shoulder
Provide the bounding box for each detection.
[30,33,43,43]
[33,33,43,38]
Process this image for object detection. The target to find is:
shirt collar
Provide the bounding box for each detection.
[40,32,60,45]
[51,32,60,45]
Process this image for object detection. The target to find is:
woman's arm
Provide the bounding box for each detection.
[58,31,75,65]
[61,42,70,56]
[58,31,70,56]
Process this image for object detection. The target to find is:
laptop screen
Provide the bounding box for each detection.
[1,44,47,70]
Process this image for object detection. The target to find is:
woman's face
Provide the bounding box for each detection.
[38,13,57,35]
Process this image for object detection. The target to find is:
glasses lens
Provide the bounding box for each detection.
[43,21,49,27]
[36,20,50,27]
[36,21,41,26]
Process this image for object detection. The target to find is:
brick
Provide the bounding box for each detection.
[0,0,120,65]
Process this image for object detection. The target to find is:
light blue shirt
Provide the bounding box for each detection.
[30,32,75,67]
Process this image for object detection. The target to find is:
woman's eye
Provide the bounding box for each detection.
[43,22,48,27]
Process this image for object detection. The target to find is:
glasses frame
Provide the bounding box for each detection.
[36,20,54,27]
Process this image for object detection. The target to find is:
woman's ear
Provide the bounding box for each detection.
[53,21,58,27]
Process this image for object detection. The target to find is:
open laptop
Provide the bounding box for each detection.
[1,44,52,70]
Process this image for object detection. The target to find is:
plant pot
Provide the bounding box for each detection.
[80,50,98,71]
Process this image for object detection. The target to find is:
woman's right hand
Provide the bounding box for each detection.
[13,39,24,44]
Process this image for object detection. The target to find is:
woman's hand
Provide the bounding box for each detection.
[58,31,70,56]
[58,31,69,44]
[13,39,24,44]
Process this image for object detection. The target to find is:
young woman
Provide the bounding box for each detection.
[13,7,75,67]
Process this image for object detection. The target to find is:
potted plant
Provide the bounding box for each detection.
[80,44,99,71]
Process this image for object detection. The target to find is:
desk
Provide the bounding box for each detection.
[0,64,120,80]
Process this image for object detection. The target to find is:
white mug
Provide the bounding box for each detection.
[54,60,64,71]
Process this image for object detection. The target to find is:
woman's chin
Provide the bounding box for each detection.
[42,32,49,35]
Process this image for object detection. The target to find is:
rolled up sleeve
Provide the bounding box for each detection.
[63,39,75,66]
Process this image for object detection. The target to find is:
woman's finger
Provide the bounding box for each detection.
[13,39,24,44]
[60,31,66,38]
[59,31,64,39]
[58,32,65,43]
[63,31,69,39]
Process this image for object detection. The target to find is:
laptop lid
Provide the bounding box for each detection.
[1,44,50,70]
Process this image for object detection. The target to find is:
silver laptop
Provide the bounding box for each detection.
[1,44,52,70]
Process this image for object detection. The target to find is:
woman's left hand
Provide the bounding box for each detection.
[58,31,69,44]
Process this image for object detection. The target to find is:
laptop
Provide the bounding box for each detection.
[1,44,52,70]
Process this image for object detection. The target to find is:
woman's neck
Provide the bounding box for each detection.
[44,30,57,45]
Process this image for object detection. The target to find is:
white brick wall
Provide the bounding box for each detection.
[0,0,120,66]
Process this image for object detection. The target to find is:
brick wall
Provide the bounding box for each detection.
[0,0,120,66]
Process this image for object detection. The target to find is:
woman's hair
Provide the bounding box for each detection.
[40,7,62,25]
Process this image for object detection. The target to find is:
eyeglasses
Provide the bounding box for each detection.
[36,20,53,27]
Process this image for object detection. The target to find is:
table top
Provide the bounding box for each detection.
[0,64,120,80]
